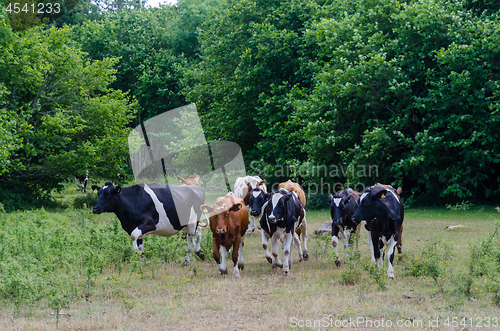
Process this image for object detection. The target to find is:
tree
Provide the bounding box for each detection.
[298,0,500,203]
[182,0,327,165]
[0,26,135,209]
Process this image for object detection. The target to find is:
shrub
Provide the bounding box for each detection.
[73,193,99,209]
[306,193,330,211]
[407,237,452,283]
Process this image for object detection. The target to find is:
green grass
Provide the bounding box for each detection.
[1,202,500,330]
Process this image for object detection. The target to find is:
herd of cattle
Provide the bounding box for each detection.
[91,175,404,279]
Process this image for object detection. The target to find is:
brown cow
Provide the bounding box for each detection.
[177,175,200,186]
[278,180,306,206]
[200,193,249,278]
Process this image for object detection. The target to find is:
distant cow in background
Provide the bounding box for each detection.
[353,183,404,278]
[328,188,361,266]
[177,175,200,186]
[75,171,89,193]
[233,176,267,234]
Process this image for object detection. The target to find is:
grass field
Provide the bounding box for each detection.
[1,187,500,330]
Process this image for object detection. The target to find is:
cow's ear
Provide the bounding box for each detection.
[229,203,243,212]
[200,204,213,214]
[91,185,101,192]
[115,186,121,194]
[345,195,351,203]
[328,194,333,202]
[257,180,265,187]
[374,189,387,199]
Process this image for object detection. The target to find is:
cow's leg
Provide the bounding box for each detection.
[131,221,156,259]
[282,232,294,275]
[218,246,228,275]
[238,235,245,270]
[366,229,376,265]
[182,217,204,266]
[331,223,341,266]
[354,222,362,250]
[194,226,205,260]
[386,235,397,279]
[338,226,349,260]
[300,218,309,261]
[232,238,242,278]
[397,224,403,255]
[373,233,382,269]
[213,240,228,275]
[293,231,304,262]
[137,239,145,262]
[246,213,255,235]
[271,234,283,269]
[261,230,273,264]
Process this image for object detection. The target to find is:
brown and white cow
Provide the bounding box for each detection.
[177,175,200,186]
[233,176,267,234]
[278,180,306,206]
[200,193,249,278]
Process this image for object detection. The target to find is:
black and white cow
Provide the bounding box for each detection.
[328,188,361,266]
[259,188,308,275]
[75,171,89,193]
[91,182,206,265]
[352,184,404,278]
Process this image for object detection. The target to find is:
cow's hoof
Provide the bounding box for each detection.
[233,273,240,279]
[195,250,205,261]
[220,269,228,275]
[238,263,244,270]
[266,256,273,264]
[272,264,277,269]
[283,270,289,276]
[335,260,341,267]
[303,252,309,261]
[298,256,304,262]
[182,260,189,266]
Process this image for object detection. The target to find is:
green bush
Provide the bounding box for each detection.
[73,193,99,209]
[407,237,452,282]
[306,193,330,211]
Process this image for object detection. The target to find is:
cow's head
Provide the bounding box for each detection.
[177,175,200,186]
[200,198,243,234]
[328,193,351,225]
[248,188,270,217]
[268,189,293,224]
[92,182,121,214]
[352,187,387,225]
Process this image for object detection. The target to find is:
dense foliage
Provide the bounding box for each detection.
[0,26,135,209]
[1,0,500,207]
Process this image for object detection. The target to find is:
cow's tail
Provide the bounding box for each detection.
[199,212,210,227]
